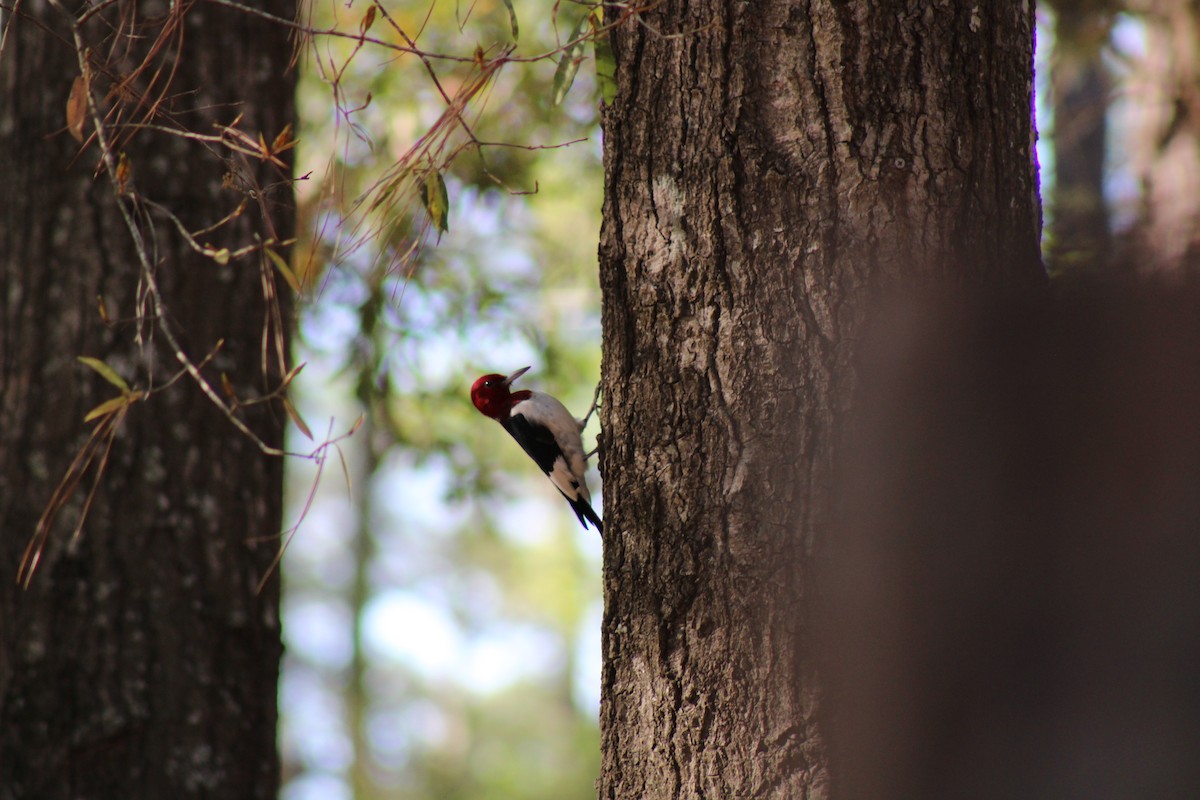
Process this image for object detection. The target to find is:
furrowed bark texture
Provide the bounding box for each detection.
[0,0,295,796]
[598,2,1044,798]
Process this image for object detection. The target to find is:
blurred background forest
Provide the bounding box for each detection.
[277,1,1200,797]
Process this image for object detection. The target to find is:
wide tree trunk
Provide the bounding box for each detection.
[597,3,1044,798]
[828,283,1200,799]
[0,0,295,796]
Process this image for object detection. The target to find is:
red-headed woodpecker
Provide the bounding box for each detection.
[471,367,602,533]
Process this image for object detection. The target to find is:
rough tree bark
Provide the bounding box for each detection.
[0,0,295,796]
[598,2,1044,798]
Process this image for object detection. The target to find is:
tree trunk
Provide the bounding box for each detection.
[827,284,1200,799]
[1125,0,1200,270]
[0,0,295,796]
[1046,2,1113,273]
[597,2,1044,798]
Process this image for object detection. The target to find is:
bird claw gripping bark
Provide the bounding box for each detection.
[577,381,602,431]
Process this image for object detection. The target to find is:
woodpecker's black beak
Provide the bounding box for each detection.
[503,366,531,386]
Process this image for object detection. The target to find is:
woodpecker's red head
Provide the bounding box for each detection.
[470,366,530,420]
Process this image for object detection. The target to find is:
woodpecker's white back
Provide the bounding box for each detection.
[510,390,591,505]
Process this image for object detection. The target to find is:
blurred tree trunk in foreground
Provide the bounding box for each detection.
[829,283,1200,798]
[0,0,295,796]
[597,3,1044,798]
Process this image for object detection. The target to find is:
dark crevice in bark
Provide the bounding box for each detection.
[599,1,1044,798]
[1,0,295,796]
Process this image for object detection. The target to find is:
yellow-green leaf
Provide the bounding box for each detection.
[77,356,130,394]
[500,0,519,41]
[418,169,449,234]
[592,14,617,105]
[552,15,589,106]
[265,247,301,293]
[83,395,128,423]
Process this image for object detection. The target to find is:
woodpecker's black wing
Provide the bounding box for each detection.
[501,412,602,534]
[501,413,561,475]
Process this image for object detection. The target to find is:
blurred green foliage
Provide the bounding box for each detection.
[276,1,1200,795]
[280,0,607,796]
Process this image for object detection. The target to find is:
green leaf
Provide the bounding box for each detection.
[419,169,450,234]
[592,14,616,105]
[83,395,130,423]
[501,0,518,41]
[77,356,130,394]
[265,247,302,293]
[552,15,589,106]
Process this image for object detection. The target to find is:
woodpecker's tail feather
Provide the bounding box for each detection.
[569,496,603,535]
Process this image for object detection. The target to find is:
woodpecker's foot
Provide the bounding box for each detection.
[584,446,599,460]
[578,382,602,430]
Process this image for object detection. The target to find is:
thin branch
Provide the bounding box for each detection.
[49,0,290,457]
[0,0,21,61]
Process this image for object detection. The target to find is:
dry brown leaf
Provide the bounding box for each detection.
[66,74,89,142]
[115,152,132,193]
[282,397,313,440]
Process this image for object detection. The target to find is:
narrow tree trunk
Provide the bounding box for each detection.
[1126,0,1200,270]
[597,2,1043,798]
[1047,3,1113,272]
[347,413,380,798]
[0,0,295,796]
